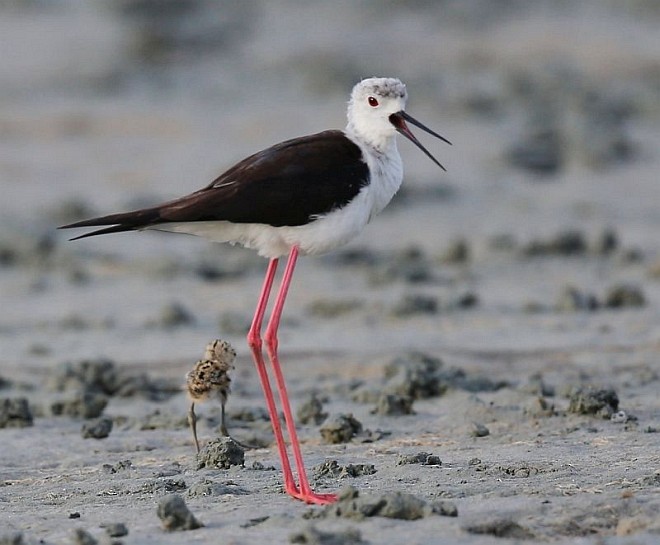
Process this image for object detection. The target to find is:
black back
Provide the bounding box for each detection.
[60,130,370,239]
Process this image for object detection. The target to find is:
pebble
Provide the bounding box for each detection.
[319,414,363,444]
[520,373,555,397]
[463,517,535,539]
[524,396,557,418]
[383,351,446,399]
[297,394,328,425]
[82,416,113,439]
[157,494,203,531]
[471,422,490,437]
[578,89,634,168]
[314,485,456,521]
[592,228,619,255]
[397,452,441,466]
[604,284,646,308]
[506,105,563,175]
[0,533,26,545]
[431,500,459,517]
[150,301,195,328]
[72,528,98,545]
[49,359,119,395]
[556,286,599,312]
[440,238,470,264]
[391,293,438,317]
[568,387,619,418]
[0,398,33,428]
[369,246,434,285]
[306,298,363,318]
[51,392,108,419]
[611,410,629,424]
[196,437,245,469]
[313,460,377,479]
[102,523,128,538]
[371,393,414,416]
[522,230,587,256]
[218,310,251,335]
[290,524,365,545]
[187,479,250,497]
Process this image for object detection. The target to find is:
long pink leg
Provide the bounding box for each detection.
[247,258,299,496]
[264,246,337,504]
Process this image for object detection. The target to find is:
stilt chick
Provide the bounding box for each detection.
[186,339,235,453]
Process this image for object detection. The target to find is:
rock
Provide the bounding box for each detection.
[377,246,434,285]
[0,532,26,545]
[604,284,645,308]
[556,286,599,312]
[471,422,490,437]
[290,524,365,544]
[140,479,186,495]
[72,528,98,545]
[430,500,458,517]
[81,416,113,439]
[578,89,634,168]
[520,373,555,397]
[313,460,376,479]
[463,518,535,539]
[371,393,414,416]
[306,299,362,318]
[319,414,362,444]
[397,452,441,466]
[383,352,446,399]
[440,238,470,264]
[592,228,618,255]
[218,311,250,335]
[522,230,587,256]
[187,479,250,497]
[157,494,203,531]
[51,392,108,419]
[524,397,557,418]
[49,359,119,395]
[391,293,438,317]
[101,460,133,474]
[506,102,563,175]
[319,486,432,521]
[568,387,619,418]
[611,410,631,424]
[196,437,244,469]
[452,291,479,309]
[102,523,128,538]
[0,398,33,428]
[150,302,195,328]
[297,394,328,425]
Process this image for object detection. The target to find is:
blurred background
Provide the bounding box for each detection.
[1,0,659,365]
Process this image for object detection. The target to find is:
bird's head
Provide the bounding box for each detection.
[347,77,451,170]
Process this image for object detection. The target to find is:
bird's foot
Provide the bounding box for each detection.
[286,484,337,505]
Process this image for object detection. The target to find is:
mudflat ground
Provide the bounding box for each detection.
[1,1,659,544]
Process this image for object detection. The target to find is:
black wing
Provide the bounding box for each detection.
[59,130,369,240]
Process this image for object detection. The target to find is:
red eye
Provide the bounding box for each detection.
[368,96,379,107]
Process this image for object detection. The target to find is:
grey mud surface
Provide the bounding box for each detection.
[1,1,659,544]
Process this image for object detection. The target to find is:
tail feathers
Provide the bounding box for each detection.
[58,208,162,240]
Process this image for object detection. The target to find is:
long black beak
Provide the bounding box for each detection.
[389,111,452,171]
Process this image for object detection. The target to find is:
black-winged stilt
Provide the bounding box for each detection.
[60,77,451,504]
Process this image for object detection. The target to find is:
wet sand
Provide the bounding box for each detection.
[1,1,659,543]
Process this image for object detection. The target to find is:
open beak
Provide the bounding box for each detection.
[389,111,452,171]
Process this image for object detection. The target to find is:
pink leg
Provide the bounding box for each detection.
[264,246,337,505]
[247,258,299,496]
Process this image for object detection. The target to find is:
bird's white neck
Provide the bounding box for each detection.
[344,122,399,158]
[344,127,404,221]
